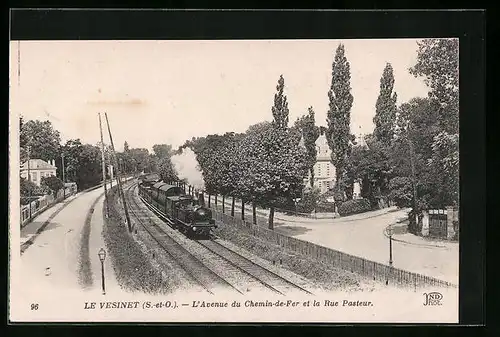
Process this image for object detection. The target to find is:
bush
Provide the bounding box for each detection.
[20,178,45,197]
[338,198,371,216]
[315,202,336,213]
[294,187,321,213]
[41,175,64,194]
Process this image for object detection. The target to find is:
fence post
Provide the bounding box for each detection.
[446,206,455,240]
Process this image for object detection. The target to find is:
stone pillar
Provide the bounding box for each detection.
[446,206,455,240]
[421,211,429,236]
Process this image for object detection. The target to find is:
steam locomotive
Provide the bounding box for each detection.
[138,180,216,239]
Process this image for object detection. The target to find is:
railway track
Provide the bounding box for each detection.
[124,180,313,295]
[197,239,313,295]
[123,182,242,295]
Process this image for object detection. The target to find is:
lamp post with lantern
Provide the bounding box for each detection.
[387,224,394,267]
[98,248,106,295]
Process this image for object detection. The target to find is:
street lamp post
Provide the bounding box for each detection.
[98,248,106,295]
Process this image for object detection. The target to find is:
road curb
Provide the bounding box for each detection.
[383,224,449,249]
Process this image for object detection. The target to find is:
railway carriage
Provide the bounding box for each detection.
[139,181,216,239]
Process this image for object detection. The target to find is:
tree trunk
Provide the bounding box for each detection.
[215,194,218,206]
[310,168,315,188]
[241,199,245,221]
[208,194,211,208]
[252,202,257,225]
[222,195,225,213]
[268,206,275,230]
[231,197,235,217]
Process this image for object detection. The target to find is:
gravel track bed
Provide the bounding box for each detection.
[125,184,239,295]
[137,198,272,294]
[198,239,312,295]
[135,186,315,295]
[214,219,381,292]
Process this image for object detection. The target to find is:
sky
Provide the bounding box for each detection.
[10,39,429,153]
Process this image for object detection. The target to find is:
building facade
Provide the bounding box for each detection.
[303,133,336,194]
[302,130,363,197]
[20,159,57,186]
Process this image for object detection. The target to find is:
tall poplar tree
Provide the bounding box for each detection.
[326,44,354,201]
[294,107,320,187]
[373,63,398,145]
[271,75,289,129]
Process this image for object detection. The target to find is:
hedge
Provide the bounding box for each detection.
[338,198,371,216]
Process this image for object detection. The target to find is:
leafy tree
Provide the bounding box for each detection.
[158,157,179,183]
[41,175,64,194]
[427,131,459,207]
[20,117,29,162]
[62,139,102,190]
[346,136,392,209]
[409,38,459,134]
[20,119,61,162]
[294,107,320,188]
[20,178,42,198]
[153,144,173,159]
[210,134,242,214]
[296,187,321,213]
[147,153,159,174]
[373,63,398,145]
[246,121,272,134]
[129,148,150,172]
[124,141,130,152]
[271,75,289,129]
[388,176,413,207]
[237,125,308,229]
[389,95,459,233]
[326,44,354,203]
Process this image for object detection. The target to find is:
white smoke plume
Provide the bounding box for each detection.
[171,148,205,189]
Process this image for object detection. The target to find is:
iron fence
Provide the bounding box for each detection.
[211,207,456,289]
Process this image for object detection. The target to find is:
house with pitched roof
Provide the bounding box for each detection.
[20,159,57,186]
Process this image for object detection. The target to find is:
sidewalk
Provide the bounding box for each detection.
[391,232,458,249]
[20,201,69,247]
[20,179,120,250]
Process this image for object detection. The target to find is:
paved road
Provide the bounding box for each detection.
[211,194,458,285]
[282,211,458,285]
[18,183,121,297]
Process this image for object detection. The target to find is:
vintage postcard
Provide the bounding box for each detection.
[9,38,460,323]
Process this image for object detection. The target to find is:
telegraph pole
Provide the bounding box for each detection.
[104,112,132,232]
[98,113,109,217]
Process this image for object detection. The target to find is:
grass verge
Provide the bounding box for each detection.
[103,185,171,294]
[214,221,372,292]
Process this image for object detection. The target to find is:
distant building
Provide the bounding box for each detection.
[302,129,363,196]
[20,159,57,186]
[302,131,336,194]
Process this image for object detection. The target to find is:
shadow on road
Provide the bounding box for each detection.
[275,225,311,237]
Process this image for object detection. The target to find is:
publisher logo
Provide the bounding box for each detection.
[423,292,443,306]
